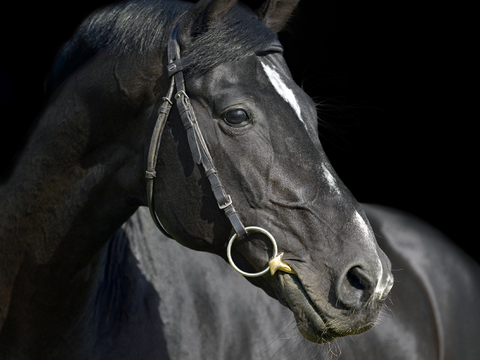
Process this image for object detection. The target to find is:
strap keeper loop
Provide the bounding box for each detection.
[205,168,217,177]
[162,97,173,106]
[145,170,157,179]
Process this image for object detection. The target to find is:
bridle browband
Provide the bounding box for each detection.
[146,18,296,278]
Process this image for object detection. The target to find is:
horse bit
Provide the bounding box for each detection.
[146,18,296,278]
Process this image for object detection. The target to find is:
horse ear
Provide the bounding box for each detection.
[189,0,238,36]
[256,0,300,33]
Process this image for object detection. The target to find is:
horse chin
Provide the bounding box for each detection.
[278,273,375,343]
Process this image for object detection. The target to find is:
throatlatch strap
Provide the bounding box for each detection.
[146,78,175,238]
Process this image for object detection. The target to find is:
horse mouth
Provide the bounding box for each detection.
[278,273,375,343]
[278,273,337,342]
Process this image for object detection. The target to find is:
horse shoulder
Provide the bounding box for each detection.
[119,208,296,360]
[362,203,480,360]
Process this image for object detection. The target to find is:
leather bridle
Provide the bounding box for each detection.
[145,18,296,278]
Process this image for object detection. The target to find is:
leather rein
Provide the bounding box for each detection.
[145,19,296,278]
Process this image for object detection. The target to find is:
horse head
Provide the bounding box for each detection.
[149,0,393,343]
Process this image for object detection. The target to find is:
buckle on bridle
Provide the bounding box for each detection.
[218,195,232,210]
[175,90,188,99]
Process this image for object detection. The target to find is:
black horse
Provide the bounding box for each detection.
[0,0,478,359]
[84,206,480,359]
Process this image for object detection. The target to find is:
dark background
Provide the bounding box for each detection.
[0,1,475,261]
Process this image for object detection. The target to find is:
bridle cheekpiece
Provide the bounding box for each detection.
[145,17,296,278]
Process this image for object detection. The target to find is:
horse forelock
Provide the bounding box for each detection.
[46,0,275,98]
[181,4,276,76]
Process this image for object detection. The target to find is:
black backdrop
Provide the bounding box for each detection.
[0,1,475,261]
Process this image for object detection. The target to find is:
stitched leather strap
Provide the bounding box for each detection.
[146,20,247,239]
[170,30,247,238]
[146,78,175,238]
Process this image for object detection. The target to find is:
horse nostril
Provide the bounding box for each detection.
[347,267,367,291]
[336,266,374,309]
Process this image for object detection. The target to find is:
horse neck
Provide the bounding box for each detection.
[0,53,156,329]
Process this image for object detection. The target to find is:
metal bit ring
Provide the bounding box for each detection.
[227,226,278,278]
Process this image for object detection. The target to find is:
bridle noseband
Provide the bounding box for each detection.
[146,19,296,278]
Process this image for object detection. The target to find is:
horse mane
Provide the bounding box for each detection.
[45,0,276,98]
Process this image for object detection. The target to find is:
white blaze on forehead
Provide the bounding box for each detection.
[321,163,341,195]
[260,60,307,129]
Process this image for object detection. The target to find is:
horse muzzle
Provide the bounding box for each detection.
[276,256,393,343]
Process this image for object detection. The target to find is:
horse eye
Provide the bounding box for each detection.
[222,109,250,127]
